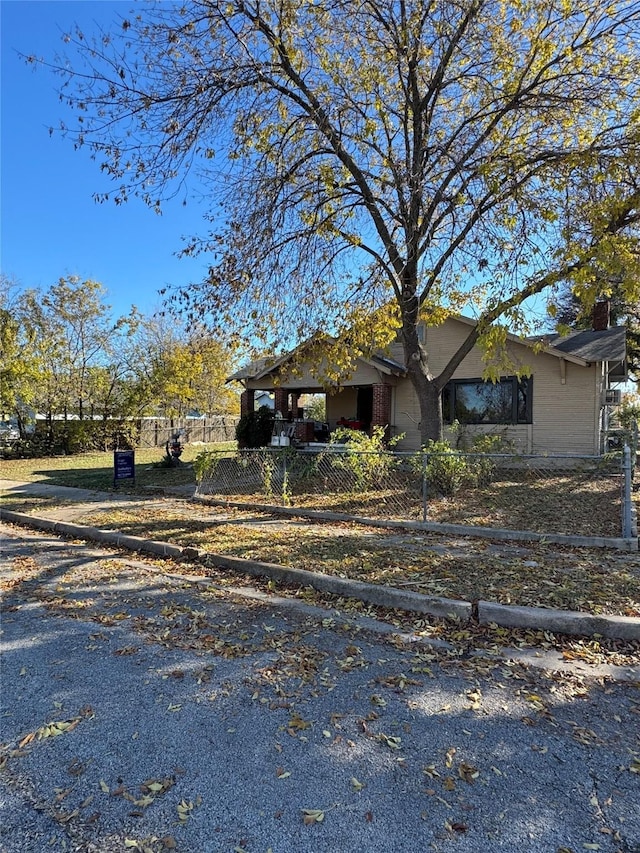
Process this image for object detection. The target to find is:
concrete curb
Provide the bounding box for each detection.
[478,601,640,642]
[198,551,472,620]
[2,509,639,641]
[194,494,639,551]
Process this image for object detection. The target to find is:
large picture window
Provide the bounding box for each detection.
[443,376,532,425]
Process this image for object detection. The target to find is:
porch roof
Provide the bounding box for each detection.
[227,350,406,385]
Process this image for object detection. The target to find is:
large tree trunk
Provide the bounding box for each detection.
[399,291,444,445]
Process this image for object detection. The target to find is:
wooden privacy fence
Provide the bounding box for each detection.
[137,416,239,448]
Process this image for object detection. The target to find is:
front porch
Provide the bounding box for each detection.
[239,383,397,446]
[231,349,406,447]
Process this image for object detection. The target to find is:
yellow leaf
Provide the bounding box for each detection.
[378,734,401,750]
[302,808,325,824]
[147,782,164,793]
[351,777,365,791]
[177,799,194,821]
[124,842,140,850]
[99,780,110,793]
[423,765,440,779]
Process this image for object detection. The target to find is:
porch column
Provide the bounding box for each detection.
[240,389,255,417]
[290,392,301,418]
[371,384,392,439]
[274,388,289,418]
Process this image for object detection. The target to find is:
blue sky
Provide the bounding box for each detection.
[1,0,212,319]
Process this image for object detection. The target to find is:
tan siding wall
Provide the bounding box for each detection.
[247,359,386,391]
[393,380,422,450]
[390,319,601,454]
[529,357,600,454]
[326,388,358,429]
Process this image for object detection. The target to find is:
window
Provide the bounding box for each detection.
[442,376,532,425]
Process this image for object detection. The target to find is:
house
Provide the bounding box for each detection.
[255,390,275,410]
[228,303,628,455]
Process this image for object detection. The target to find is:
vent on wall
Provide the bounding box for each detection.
[604,389,622,406]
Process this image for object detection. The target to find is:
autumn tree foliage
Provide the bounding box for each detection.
[52,0,640,441]
[1,277,238,443]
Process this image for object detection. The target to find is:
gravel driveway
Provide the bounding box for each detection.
[1,525,639,853]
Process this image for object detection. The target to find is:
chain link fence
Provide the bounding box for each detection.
[195,447,628,539]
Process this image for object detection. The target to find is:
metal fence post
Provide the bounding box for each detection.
[282,450,287,506]
[623,444,633,539]
[422,451,428,522]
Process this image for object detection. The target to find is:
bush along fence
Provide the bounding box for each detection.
[194,446,635,543]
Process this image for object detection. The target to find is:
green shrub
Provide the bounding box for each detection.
[321,425,403,490]
[421,440,470,496]
[235,406,275,448]
[468,433,513,487]
[418,433,513,495]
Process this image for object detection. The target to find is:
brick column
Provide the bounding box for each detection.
[240,389,255,417]
[371,384,392,439]
[290,392,301,418]
[274,388,289,418]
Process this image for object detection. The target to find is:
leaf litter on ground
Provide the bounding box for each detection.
[71,505,640,618]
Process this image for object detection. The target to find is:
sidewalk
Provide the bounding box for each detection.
[2,479,640,649]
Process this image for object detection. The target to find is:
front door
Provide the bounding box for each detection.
[356,387,373,429]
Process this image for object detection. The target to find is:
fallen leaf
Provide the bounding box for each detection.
[302,808,325,824]
[288,713,311,732]
[458,762,479,783]
[378,734,401,750]
[351,777,365,791]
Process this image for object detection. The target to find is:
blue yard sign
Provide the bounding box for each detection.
[113,449,135,488]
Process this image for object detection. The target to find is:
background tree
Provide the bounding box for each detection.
[123,315,238,418]
[0,275,43,435]
[11,278,138,449]
[52,0,640,441]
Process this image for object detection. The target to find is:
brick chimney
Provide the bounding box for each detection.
[592,299,610,331]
